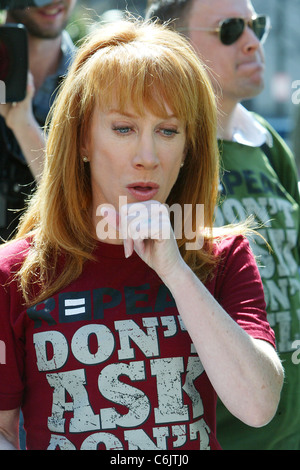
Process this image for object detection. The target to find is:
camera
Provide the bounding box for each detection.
[0,1,51,103]
[0,23,28,102]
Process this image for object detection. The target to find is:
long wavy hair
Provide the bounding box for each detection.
[14,17,222,306]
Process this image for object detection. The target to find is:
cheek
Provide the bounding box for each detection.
[165,161,181,189]
[89,147,125,186]
[88,137,110,166]
[211,56,232,79]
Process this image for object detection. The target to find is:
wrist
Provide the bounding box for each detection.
[10,112,36,135]
[160,258,192,291]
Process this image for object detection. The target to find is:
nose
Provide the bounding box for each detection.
[241,25,261,54]
[132,132,160,170]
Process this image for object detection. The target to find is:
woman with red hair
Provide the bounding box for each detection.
[0,17,283,450]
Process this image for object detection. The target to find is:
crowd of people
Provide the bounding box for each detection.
[0,0,298,451]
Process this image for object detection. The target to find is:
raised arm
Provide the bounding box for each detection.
[160,263,284,427]
[110,200,284,427]
[0,72,45,181]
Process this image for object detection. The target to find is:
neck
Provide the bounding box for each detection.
[28,35,62,92]
[217,98,239,141]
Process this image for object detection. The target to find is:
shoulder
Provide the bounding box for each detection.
[61,30,76,52]
[210,234,264,303]
[252,112,293,155]
[209,235,275,346]
[212,234,258,278]
[252,112,278,135]
[252,112,299,200]
[60,30,77,67]
[213,234,250,258]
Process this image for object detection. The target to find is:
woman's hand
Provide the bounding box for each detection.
[99,200,284,427]
[100,200,185,279]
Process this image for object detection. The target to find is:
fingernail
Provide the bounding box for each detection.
[123,239,133,258]
[124,243,130,258]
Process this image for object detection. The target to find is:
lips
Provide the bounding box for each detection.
[126,182,159,201]
[237,61,264,71]
[37,3,64,18]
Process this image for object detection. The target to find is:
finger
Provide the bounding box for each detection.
[26,71,35,99]
[119,205,136,258]
[120,201,175,260]
[123,237,134,258]
[99,205,134,258]
[131,237,146,259]
[126,206,172,241]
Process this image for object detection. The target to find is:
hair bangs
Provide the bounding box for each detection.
[83,41,197,123]
[15,19,222,306]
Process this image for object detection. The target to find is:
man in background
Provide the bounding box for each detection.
[146,0,300,450]
[0,0,77,241]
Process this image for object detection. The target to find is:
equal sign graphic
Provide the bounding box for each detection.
[64,298,86,316]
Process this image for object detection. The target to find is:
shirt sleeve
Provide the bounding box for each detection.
[213,235,276,347]
[0,242,27,410]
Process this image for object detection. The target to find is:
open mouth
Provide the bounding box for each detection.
[126,183,159,201]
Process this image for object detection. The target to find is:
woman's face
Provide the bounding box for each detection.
[83,101,187,224]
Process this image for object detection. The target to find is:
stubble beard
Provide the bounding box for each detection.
[8,8,68,39]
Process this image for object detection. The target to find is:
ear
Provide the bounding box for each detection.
[80,141,89,160]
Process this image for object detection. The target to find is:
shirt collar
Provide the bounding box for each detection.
[230,104,273,147]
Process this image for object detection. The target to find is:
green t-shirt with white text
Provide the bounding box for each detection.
[216,116,300,450]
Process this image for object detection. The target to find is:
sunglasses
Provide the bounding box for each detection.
[180,15,271,46]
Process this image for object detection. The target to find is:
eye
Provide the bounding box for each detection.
[160,128,180,137]
[112,126,132,134]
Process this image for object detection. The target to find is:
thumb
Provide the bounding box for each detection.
[26,71,35,100]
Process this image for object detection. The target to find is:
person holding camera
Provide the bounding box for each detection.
[0,0,77,241]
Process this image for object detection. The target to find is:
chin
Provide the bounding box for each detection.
[243,81,265,100]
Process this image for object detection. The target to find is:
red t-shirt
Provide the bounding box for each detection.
[0,236,275,450]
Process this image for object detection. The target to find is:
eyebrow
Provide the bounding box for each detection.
[108,109,136,118]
